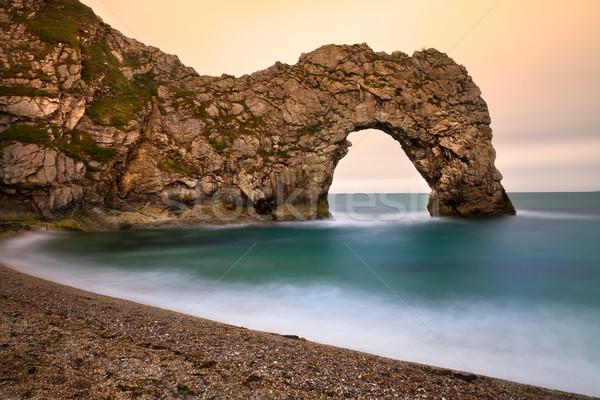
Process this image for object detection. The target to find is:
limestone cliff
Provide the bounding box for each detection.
[0,0,515,228]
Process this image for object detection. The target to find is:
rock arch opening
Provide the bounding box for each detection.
[330,129,430,194]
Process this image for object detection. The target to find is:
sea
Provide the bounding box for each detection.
[1,192,599,396]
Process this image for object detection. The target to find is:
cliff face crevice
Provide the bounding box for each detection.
[0,0,514,228]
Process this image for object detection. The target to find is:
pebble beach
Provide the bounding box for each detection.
[0,229,596,399]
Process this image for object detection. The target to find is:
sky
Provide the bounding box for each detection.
[80,0,600,193]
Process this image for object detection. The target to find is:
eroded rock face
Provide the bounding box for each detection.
[0,142,85,217]
[0,0,514,227]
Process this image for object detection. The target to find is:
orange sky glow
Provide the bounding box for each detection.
[81,0,600,192]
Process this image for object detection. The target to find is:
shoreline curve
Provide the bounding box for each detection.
[0,228,596,399]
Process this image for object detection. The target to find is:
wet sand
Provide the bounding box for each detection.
[0,229,595,399]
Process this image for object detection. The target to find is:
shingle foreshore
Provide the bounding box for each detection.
[0,233,595,399]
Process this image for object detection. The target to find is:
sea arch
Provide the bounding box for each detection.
[0,37,516,224]
[247,45,515,219]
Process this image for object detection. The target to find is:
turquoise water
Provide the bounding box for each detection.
[1,192,599,396]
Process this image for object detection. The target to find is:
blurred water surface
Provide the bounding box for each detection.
[2,192,599,396]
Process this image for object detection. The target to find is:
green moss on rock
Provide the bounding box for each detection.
[0,86,58,98]
[57,130,116,163]
[1,124,116,166]
[208,137,227,153]
[81,42,128,90]
[85,73,157,129]
[1,124,54,147]
[297,123,322,137]
[25,0,97,47]
[157,150,200,176]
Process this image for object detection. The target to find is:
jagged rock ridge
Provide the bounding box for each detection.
[0,0,515,228]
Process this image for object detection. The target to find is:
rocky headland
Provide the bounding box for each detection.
[1,0,515,229]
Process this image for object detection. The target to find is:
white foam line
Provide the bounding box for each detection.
[518,210,600,221]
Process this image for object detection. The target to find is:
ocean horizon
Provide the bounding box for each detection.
[1,192,599,396]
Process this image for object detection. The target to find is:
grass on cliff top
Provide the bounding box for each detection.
[25,0,97,47]
[17,0,157,132]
